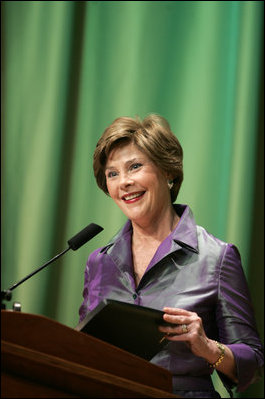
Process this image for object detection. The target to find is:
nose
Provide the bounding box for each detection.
[119,172,134,189]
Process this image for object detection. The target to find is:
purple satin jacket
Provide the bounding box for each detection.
[79,204,263,394]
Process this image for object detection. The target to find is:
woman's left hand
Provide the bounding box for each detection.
[159,307,213,359]
[159,307,238,383]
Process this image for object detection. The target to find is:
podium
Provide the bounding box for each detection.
[1,310,178,398]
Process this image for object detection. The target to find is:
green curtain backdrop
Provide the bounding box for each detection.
[1,1,264,397]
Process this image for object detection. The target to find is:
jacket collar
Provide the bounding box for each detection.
[171,204,199,254]
[100,204,199,259]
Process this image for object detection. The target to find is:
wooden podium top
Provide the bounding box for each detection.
[1,310,178,398]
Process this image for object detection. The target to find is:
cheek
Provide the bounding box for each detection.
[105,179,111,194]
[149,174,166,192]
[106,180,117,199]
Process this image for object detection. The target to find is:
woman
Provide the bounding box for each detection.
[79,114,263,398]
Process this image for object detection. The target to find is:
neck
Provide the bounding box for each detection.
[131,206,179,243]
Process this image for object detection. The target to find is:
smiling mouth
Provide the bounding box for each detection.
[122,191,145,202]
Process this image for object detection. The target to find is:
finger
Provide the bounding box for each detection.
[158,324,179,334]
[159,328,191,342]
[163,307,192,316]
[159,323,190,335]
[165,333,190,342]
[163,313,191,325]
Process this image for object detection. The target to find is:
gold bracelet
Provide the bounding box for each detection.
[208,341,225,368]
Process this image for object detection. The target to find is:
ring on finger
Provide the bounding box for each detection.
[181,324,188,334]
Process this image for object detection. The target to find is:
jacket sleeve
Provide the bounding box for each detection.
[78,258,90,323]
[78,247,102,322]
[216,243,264,393]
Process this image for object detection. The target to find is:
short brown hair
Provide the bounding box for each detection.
[93,114,183,202]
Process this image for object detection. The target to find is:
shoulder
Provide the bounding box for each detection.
[85,247,105,269]
[196,224,227,248]
[173,204,241,262]
[196,224,241,259]
[86,219,132,265]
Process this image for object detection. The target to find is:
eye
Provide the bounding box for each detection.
[106,170,118,178]
[130,163,142,171]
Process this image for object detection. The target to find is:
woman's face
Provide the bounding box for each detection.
[105,142,171,227]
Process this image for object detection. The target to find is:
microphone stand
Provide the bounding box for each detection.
[1,222,103,310]
[1,247,70,310]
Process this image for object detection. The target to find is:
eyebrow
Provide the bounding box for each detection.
[105,157,143,170]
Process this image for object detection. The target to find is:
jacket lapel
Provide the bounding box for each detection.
[99,204,199,279]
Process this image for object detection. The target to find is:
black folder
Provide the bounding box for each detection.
[75,299,169,360]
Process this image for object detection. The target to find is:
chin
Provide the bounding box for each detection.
[128,212,148,223]
[119,203,149,222]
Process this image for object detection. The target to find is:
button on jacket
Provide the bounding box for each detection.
[79,204,264,394]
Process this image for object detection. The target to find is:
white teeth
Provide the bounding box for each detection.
[124,192,143,201]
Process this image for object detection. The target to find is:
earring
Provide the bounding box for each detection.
[168,180,174,190]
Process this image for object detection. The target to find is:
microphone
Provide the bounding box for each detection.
[67,223,103,250]
[1,223,103,302]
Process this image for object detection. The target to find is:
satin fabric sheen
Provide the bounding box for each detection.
[79,204,264,395]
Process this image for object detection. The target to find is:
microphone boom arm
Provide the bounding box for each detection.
[1,222,103,307]
[9,247,70,292]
